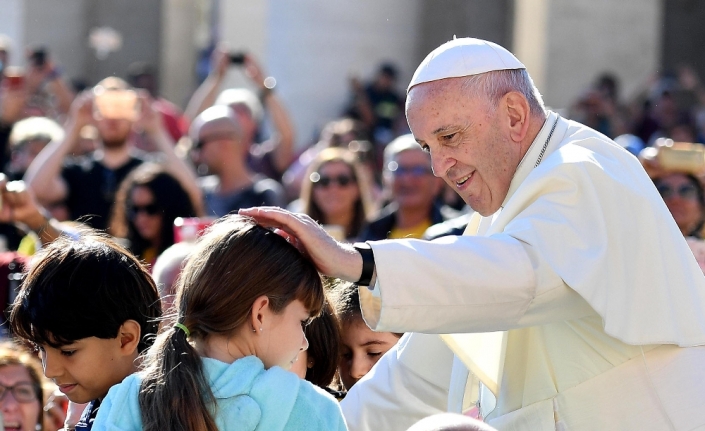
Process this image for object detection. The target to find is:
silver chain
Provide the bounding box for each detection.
[534,116,559,168]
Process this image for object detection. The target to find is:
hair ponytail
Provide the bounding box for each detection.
[139,323,218,431]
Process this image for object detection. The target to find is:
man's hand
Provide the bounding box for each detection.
[239,207,364,282]
[66,91,95,130]
[135,91,163,136]
[0,175,47,228]
[243,54,266,88]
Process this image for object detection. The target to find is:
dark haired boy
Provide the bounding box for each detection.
[9,231,162,430]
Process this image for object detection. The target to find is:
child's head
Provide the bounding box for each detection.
[139,215,325,431]
[291,297,341,389]
[9,231,162,403]
[331,281,401,391]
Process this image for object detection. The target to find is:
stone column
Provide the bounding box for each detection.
[513,0,662,110]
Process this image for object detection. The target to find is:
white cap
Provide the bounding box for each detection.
[408,37,525,92]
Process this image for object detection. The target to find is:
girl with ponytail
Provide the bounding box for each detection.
[92,215,347,431]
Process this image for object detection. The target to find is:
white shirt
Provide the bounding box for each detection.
[341,112,705,431]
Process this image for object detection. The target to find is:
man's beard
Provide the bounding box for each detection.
[101,136,129,149]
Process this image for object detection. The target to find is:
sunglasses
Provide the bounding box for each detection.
[387,162,433,177]
[129,203,161,217]
[656,183,699,200]
[310,173,356,188]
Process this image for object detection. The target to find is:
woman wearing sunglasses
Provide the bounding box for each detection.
[110,163,199,266]
[641,140,705,238]
[299,148,376,242]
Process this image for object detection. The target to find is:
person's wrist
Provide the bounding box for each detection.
[353,242,375,286]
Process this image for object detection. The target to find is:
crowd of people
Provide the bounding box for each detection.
[0,33,702,431]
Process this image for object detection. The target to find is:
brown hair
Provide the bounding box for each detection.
[0,342,47,430]
[138,215,324,431]
[300,147,376,239]
[303,298,341,388]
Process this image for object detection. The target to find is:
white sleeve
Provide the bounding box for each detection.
[340,333,455,431]
[362,233,595,334]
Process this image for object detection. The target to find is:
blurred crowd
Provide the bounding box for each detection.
[0,35,703,431]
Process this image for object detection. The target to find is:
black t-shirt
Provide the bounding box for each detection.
[62,154,145,230]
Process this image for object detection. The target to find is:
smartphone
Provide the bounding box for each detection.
[4,67,24,90]
[657,143,705,173]
[30,47,47,68]
[93,88,139,121]
[229,52,246,65]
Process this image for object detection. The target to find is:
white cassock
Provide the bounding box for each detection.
[340,111,705,431]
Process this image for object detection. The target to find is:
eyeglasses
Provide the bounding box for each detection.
[387,161,433,177]
[194,133,237,150]
[656,183,699,200]
[129,203,161,217]
[0,382,38,403]
[310,172,356,188]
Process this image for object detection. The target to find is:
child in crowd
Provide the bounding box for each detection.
[9,231,162,430]
[331,281,402,391]
[92,215,346,431]
[291,299,344,398]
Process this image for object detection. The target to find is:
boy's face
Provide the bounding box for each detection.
[37,322,140,403]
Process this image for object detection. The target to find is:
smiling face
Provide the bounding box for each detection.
[338,318,400,391]
[406,78,523,216]
[256,299,311,371]
[312,161,360,222]
[0,365,40,431]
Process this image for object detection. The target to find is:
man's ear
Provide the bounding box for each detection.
[503,91,531,143]
[118,320,141,355]
[250,295,271,333]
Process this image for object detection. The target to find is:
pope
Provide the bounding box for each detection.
[241,38,705,431]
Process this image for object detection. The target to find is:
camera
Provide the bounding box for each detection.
[29,46,48,68]
[229,52,246,65]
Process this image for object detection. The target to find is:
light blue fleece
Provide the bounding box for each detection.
[91,355,347,431]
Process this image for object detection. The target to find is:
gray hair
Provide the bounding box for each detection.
[461,69,545,118]
[383,133,427,169]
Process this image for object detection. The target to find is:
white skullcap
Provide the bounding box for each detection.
[408,37,525,92]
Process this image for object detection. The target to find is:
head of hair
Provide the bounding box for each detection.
[303,298,341,388]
[110,163,197,258]
[138,215,324,431]
[460,69,546,119]
[407,413,498,431]
[0,342,47,430]
[383,133,427,169]
[300,147,375,239]
[9,229,162,353]
[215,88,263,123]
[151,241,195,312]
[329,280,362,326]
[9,116,64,149]
[95,76,131,91]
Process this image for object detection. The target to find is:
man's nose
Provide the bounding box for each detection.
[430,150,454,178]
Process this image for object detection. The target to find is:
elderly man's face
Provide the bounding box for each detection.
[406,78,522,216]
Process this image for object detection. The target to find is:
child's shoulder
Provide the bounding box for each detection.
[289,379,347,430]
[90,373,143,431]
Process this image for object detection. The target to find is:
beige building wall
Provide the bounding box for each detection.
[161,0,199,107]
[514,0,662,110]
[220,0,421,146]
[0,0,26,67]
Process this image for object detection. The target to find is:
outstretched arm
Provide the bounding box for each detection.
[184,48,229,122]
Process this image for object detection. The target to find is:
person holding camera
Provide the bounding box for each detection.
[24,77,201,231]
[185,46,295,182]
